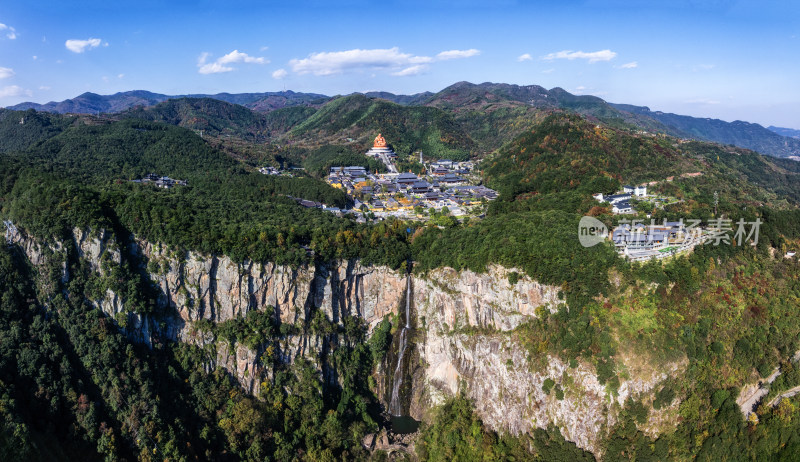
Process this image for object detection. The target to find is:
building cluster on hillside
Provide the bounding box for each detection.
[259,166,298,176]
[593,184,647,214]
[326,134,496,219]
[611,220,704,261]
[259,166,281,175]
[131,173,187,189]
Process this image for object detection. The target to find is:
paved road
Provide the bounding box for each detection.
[767,385,800,408]
[738,368,783,417]
[378,153,398,173]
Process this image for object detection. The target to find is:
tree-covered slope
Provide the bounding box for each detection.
[481,112,800,212]
[120,97,308,141]
[287,94,477,160]
[0,108,76,153]
[481,113,691,200]
[0,116,415,267]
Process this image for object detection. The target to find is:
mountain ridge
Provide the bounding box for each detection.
[7,82,800,158]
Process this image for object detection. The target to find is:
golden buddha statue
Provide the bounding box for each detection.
[373,133,387,148]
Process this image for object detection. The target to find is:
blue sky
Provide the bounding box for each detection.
[1,0,798,128]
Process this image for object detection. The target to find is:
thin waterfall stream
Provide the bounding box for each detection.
[389,273,411,416]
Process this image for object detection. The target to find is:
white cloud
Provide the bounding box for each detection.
[65,38,102,53]
[542,68,555,74]
[542,49,617,63]
[218,50,267,65]
[39,85,51,91]
[0,85,32,98]
[0,23,17,40]
[0,67,14,79]
[517,53,533,62]
[32,55,37,60]
[118,73,124,79]
[198,49,268,74]
[619,61,638,69]
[436,49,480,60]
[198,62,234,74]
[272,68,288,79]
[290,47,433,76]
[392,65,427,76]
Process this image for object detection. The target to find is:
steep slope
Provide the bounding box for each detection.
[4,102,800,460]
[482,113,691,200]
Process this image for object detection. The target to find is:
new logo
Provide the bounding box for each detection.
[578,216,608,247]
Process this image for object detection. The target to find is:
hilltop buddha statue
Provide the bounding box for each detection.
[373,133,387,148]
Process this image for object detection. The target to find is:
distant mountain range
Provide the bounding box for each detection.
[6,82,800,158]
[9,90,328,115]
[768,126,800,139]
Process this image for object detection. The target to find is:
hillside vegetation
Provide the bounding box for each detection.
[288,94,476,160]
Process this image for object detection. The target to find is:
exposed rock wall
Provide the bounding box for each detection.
[136,239,406,332]
[4,223,684,455]
[411,265,684,455]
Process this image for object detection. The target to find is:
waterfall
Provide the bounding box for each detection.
[389,273,411,416]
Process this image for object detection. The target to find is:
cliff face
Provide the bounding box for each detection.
[410,265,684,454]
[4,224,683,455]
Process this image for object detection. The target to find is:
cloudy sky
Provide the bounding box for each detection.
[1,0,798,128]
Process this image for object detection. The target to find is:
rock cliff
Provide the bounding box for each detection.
[3,223,683,456]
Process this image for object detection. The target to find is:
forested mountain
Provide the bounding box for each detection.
[363,90,434,105]
[3,88,800,461]
[287,94,477,160]
[119,97,315,141]
[8,90,171,114]
[0,108,76,153]
[9,82,800,158]
[768,125,800,139]
[482,112,800,208]
[612,103,800,158]
[8,90,328,115]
